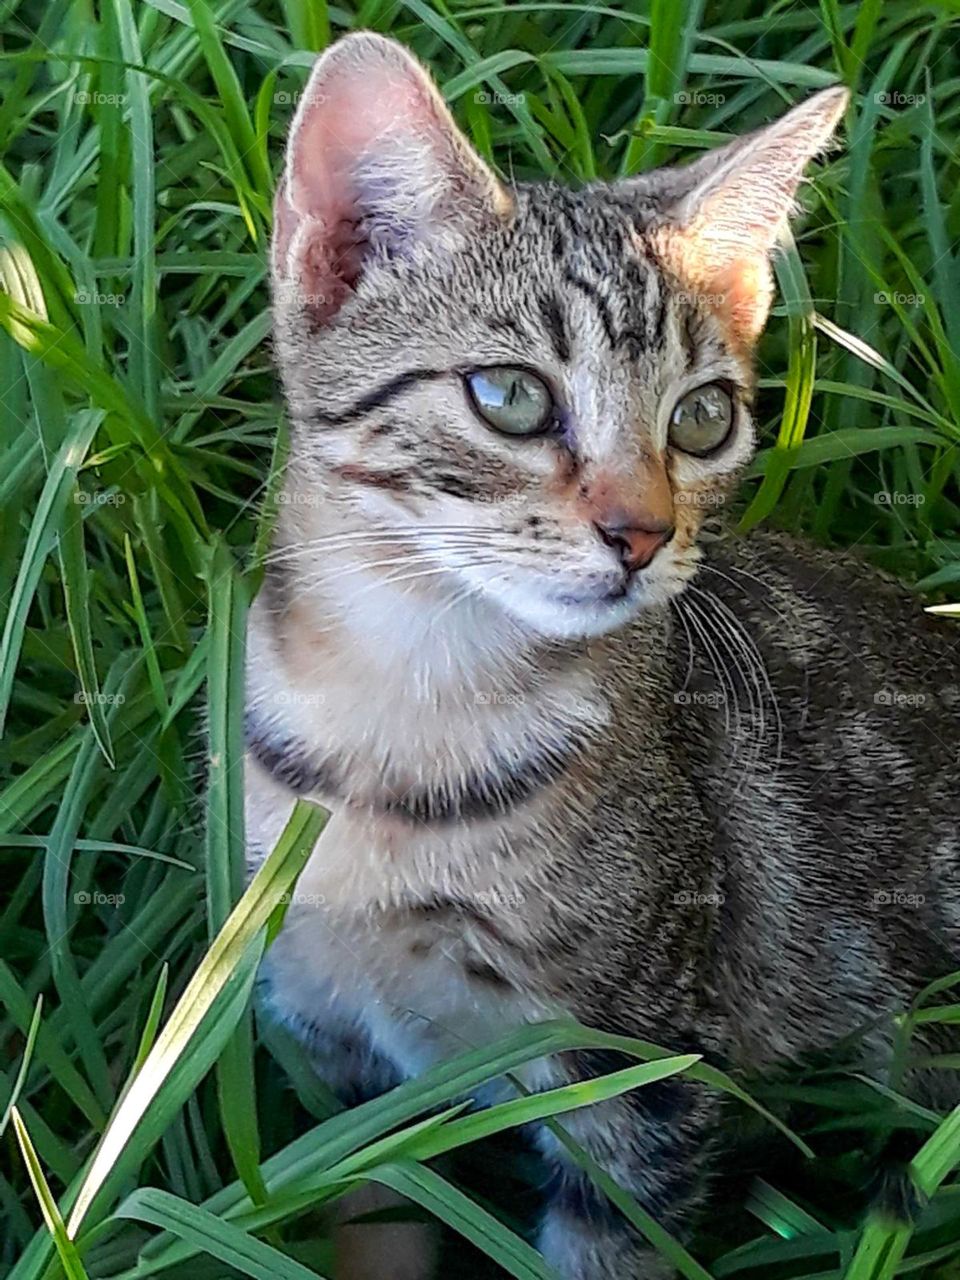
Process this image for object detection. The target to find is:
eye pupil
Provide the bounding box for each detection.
[465,367,553,436]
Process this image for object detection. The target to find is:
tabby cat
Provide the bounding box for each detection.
[246,32,960,1280]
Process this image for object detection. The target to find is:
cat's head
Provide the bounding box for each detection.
[271,33,845,641]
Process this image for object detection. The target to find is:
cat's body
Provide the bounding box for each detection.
[249,32,959,1279]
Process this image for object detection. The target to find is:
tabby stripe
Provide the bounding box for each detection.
[246,719,346,798]
[564,271,618,350]
[260,562,292,617]
[408,895,510,941]
[538,292,571,362]
[488,315,530,343]
[313,367,447,427]
[386,732,581,825]
[330,463,417,491]
[635,240,667,349]
[429,471,489,501]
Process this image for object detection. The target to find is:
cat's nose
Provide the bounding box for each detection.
[593,517,675,572]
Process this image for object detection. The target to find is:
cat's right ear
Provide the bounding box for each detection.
[272,33,512,323]
[636,86,848,349]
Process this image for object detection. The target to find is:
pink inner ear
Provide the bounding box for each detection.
[287,70,429,219]
[275,61,444,320]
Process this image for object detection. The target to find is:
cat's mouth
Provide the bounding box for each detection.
[550,582,629,608]
[486,567,666,640]
[449,552,686,640]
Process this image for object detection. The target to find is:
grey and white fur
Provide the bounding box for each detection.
[246,32,960,1280]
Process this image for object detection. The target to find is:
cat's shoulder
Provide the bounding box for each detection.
[704,527,951,652]
[679,527,957,723]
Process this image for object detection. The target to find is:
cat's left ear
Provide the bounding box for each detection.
[272,32,512,323]
[638,86,848,347]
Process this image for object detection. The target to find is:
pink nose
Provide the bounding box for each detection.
[593,518,675,572]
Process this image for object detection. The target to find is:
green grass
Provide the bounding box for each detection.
[1,1,959,1278]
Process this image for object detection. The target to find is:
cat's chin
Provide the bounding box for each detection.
[488,579,669,641]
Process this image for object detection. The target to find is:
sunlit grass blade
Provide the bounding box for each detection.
[66,799,328,1236]
[740,239,817,530]
[12,1108,91,1280]
[0,995,43,1137]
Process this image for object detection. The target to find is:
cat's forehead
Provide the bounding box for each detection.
[511,182,648,253]
[486,183,667,310]
[391,181,701,372]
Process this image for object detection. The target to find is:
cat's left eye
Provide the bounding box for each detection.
[668,382,734,456]
[465,367,554,437]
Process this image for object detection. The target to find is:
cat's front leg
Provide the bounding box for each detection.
[534,1062,714,1280]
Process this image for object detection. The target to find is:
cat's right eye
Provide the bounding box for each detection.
[465,367,554,437]
[667,382,734,456]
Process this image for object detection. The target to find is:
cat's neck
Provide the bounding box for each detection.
[246,556,610,768]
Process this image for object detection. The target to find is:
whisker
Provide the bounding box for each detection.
[696,568,786,770]
[265,523,519,565]
[677,595,736,742]
[686,582,783,776]
[691,591,765,776]
[670,597,697,696]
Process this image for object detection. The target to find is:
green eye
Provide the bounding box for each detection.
[465,367,554,436]
[668,382,734,456]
